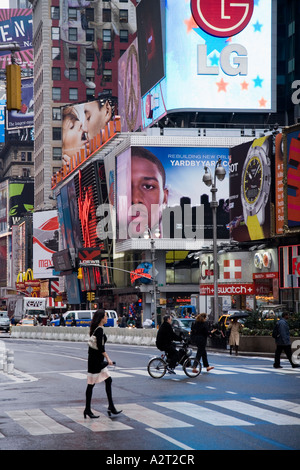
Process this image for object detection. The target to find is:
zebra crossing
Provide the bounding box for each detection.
[1,397,300,440]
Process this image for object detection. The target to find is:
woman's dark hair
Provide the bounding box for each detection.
[90,309,106,335]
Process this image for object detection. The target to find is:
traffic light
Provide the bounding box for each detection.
[6,63,22,111]
[77,267,83,279]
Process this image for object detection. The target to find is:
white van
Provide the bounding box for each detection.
[52,309,118,327]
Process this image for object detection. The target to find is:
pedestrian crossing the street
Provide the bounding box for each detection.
[1,398,300,441]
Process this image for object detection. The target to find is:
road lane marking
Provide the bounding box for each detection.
[6,409,73,435]
[146,428,194,450]
[121,403,193,429]
[55,407,132,431]
[251,398,300,415]
[155,402,253,427]
[208,400,300,425]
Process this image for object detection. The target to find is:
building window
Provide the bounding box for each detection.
[103,29,111,42]
[69,28,77,42]
[52,67,61,81]
[27,152,32,162]
[86,49,95,61]
[69,68,78,81]
[51,6,60,20]
[119,9,128,23]
[69,47,77,61]
[52,107,61,120]
[86,88,95,100]
[103,8,111,22]
[51,27,60,40]
[22,168,30,177]
[102,50,112,62]
[52,87,61,101]
[86,68,95,82]
[52,127,62,140]
[68,8,77,20]
[52,148,62,160]
[103,69,112,82]
[86,28,94,41]
[120,30,128,43]
[85,8,94,22]
[21,151,26,161]
[52,47,60,60]
[69,88,78,100]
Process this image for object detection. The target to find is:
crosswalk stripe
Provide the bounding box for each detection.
[221,367,267,374]
[55,407,132,431]
[208,400,300,425]
[155,401,253,427]
[251,398,300,415]
[6,409,73,435]
[121,403,193,429]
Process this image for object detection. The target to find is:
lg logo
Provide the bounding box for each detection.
[191,0,254,37]
[291,80,300,105]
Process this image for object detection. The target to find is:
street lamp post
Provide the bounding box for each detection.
[144,228,160,328]
[203,158,226,324]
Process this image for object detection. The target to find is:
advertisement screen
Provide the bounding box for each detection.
[141,0,275,126]
[136,0,164,97]
[8,181,34,227]
[229,136,272,242]
[116,146,229,242]
[284,126,300,231]
[33,210,59,279]
[61,96,116,166]
[0,9,33,70]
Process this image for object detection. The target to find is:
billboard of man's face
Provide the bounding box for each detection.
[131,148,168,235]
[116,145,230,242]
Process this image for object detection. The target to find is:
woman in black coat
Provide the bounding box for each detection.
[191,313,215,372]
[84,309,122,419]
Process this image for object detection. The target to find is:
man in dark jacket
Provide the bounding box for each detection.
[156,315,181,373]
[274,312,299,368]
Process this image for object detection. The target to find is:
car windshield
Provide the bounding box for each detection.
[180,319,194,327]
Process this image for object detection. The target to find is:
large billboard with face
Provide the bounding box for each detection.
[61,96,115,165]
[115,146,229,243]
[140,0,275,127]
[229,136,272,242]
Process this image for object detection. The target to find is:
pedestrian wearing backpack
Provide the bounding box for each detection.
[273,312,299,368]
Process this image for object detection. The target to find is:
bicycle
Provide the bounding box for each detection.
[147,340,201,379]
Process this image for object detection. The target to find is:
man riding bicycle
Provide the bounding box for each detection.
[156,315,181,374]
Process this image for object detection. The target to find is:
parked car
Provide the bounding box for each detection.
[0,311,10,332]
[171,318,195,341]
[259,304,288,320]
[18,317,37,327]
[219,310,248,328]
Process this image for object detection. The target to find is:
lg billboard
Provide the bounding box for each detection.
[138,0,276,127]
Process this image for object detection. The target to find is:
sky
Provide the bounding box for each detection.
[2,1,10,7]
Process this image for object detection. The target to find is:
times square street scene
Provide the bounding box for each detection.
[0,0,300,456]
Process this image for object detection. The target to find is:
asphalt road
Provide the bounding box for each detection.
[0,333,300,454]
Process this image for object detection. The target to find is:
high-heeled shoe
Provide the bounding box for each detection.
[83,409,100,419]
[107,407,122,417]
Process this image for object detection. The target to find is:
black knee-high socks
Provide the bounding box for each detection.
[85,378,115,412]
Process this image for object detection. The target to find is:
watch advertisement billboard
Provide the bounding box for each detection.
[140,0,275,128]
[115,145,230,244]
[229,136,272,242]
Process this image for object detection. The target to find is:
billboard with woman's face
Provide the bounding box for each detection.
[61,96,115,165]
[115,145,230,243]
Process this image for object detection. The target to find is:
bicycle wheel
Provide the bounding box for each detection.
[183,356,201,378]
[147,357,167,379]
